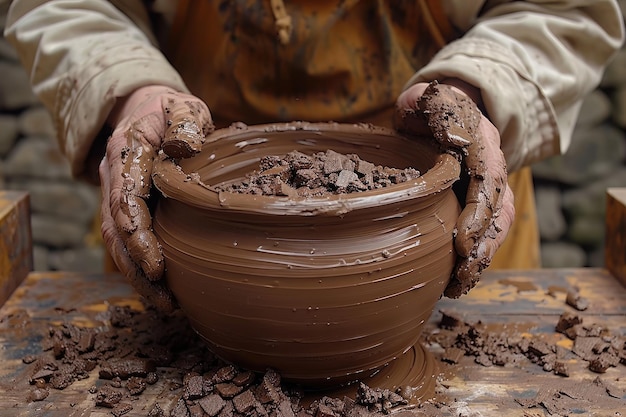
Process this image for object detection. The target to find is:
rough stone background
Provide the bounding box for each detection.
[532,2,626,268]
[0,2,624,273]
[0,2,103,273]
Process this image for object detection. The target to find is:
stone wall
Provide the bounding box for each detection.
[0,2,624,273]
[0,2,103,273]
[533,3,626,268]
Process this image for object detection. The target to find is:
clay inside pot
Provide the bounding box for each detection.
[152,122,461,397]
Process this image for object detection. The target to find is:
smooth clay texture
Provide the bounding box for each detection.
[151,122,461,399]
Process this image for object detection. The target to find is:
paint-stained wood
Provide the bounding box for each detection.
[0,268,624,416]
[606,188,626,287]
[0,191,32,307]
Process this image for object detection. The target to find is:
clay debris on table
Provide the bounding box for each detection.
[426,307,626,416]
[216,150,421,197]
[15,285,626,417]
[20,304,408,417]
[430,310,625,375]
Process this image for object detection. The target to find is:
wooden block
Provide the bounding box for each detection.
[605,188,626,287]
[0,191,32,306]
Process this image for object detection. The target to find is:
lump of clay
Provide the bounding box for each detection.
[216,150,421,197]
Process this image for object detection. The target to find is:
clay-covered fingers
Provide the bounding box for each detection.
[447,118,512,296]
[395,81,477,148]
[162,98,213,158]
[454,119,507,257]
[107,114,165,282]
[395,81,514,297]
[394,83,432,137]
[100,156,176,312]
[103,87,214,310]
[445,184,514,298]
[118,95,214,277]
[424,83,511,296]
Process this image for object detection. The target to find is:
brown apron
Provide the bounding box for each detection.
[165,0,456,128]
[104,0,539,272]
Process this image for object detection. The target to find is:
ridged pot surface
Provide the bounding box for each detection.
[152,122,461,387]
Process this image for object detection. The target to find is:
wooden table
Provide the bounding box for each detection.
[0,268,624,416]
[0,191,32,307]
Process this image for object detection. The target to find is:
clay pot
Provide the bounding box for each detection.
[152,122,461,388]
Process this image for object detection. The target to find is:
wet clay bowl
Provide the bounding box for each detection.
[152,122,461,388]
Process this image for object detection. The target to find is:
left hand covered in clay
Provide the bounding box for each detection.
[395,80,515,297]
[100,85,214,312]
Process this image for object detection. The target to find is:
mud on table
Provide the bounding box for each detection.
[0,268,624,416]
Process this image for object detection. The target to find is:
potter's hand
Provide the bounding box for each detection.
[395,80,514,297]
[100,85,214,311]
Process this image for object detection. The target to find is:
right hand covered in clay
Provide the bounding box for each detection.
[100,85,214,312]
[395,80,515,298]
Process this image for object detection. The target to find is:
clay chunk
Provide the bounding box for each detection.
[217,150,420,197]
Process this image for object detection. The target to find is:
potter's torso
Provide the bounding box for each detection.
[164,0,457,127]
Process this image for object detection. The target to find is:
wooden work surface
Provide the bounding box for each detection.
[0,268,624,416]
[0,190,32,307]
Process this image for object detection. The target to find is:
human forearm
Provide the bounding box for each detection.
[409,0,624,171]
[5,0,188,180]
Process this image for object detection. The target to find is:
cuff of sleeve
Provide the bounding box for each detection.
[406,37,560,172]
[55,44,189,180]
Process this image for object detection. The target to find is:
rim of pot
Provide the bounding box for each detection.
[152,122,461,216]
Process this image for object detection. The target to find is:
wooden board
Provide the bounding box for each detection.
[0,190,32,307]
[0,268,625,416]
[606,187,626,287]
[426,268,626,416]
[0,272,175,417]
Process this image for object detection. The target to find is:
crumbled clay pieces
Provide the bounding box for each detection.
[565,288,590,311]
[216,149,421,197]
[21,304,409,417]
[15,287,625,416]
[432,310,625,375]
[556,311,624,373]
[428,309,626,416]
[514,377,625,415]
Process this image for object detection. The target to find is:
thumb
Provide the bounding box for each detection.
[161,97,214,159]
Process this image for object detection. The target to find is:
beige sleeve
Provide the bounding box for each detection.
[4,0,189,180]
[407,0,625,172]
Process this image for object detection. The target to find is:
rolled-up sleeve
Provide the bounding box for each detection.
[4,0,189,179]
[408,0,625,172]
